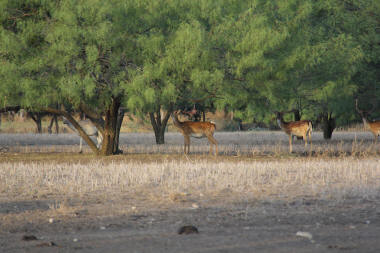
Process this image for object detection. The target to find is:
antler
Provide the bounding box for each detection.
[368,100,378,115]
[356,99,377,115]
[355,99,363,114]
[274,109,294,115]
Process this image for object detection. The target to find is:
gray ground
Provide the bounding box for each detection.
[0,131,377,154]
[1,197,380,253]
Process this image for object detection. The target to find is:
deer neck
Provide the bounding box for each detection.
[276,117,286,130]
[171,114,183,128]
[361,115,370,126]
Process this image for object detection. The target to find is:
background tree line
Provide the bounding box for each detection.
[1,0,379,155]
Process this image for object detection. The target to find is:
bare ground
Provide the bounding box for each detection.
[1,196,380,253]
[1,132,380,252]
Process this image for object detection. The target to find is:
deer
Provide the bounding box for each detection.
[274,111,312,153]
[63,118,103,153]
[171,110,218,156]
[355,99,380,142]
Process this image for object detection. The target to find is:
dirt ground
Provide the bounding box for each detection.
[1,196,380,253]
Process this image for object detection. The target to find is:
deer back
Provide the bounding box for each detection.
[281,120,311,136]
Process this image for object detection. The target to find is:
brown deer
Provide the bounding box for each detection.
[355,99,380,142]
[171,110,218,156]
[274,111,312,153]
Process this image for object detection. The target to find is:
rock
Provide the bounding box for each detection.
[191,203,199,209]
[36,241,57,247]
[22,235,38,241]
[178,225,199,235]
[296,231,313,240]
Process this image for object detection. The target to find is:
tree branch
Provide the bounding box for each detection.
[42,107,100,154]
[0,106,21,113]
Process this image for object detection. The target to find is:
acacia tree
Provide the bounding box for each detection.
[0,0,150,155]
[217,0,373,138]
[126,1,224,144]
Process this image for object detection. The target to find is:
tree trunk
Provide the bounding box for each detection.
[99,97,121,156]
[29,112,43,133]
[48,115,59,134]
[113,108,125,154]
[293,110,301,121]
[149,105,172,145]
[322,112,336,140]
[43,108,100,154]
[54,115,59,134]
[293,109,303,140]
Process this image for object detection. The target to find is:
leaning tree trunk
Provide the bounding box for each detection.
[321,112,336,140]
[44,108,100,154]
[99,97,122,156]
[149,105,172,144]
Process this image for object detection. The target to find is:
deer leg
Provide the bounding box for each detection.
[309,130,312,151]
[96,132,103,149]
[208,137,213,155]
[207,135,218,156]
[303,134,308,148]
[79,137,83,153]
[289,134,292,153]
[184,135,190,154]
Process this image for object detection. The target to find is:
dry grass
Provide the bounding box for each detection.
[0,131,379,203]
[0,131,379,229]
[1,156,379,203]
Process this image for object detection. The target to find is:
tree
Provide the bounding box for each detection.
[217,0,375,139]
[126,1,224,144]
[0,0,150,155]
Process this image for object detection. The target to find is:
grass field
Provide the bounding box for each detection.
[1,131,379,203]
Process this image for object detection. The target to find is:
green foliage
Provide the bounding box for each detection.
[1,0,379,132]
[217,0,379,126]
[126,3,224,115]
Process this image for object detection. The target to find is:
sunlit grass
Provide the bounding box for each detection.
[1,157,379,202]
[0,131,379,204]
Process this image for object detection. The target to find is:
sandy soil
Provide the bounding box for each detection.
[1,197,380,253]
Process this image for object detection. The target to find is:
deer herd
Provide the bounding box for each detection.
[62,100,379,155]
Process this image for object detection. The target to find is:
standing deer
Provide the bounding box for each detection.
[63,118,103,153]
[171,110,218,156]
[355,99,380,142]
[274,111,312,153]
